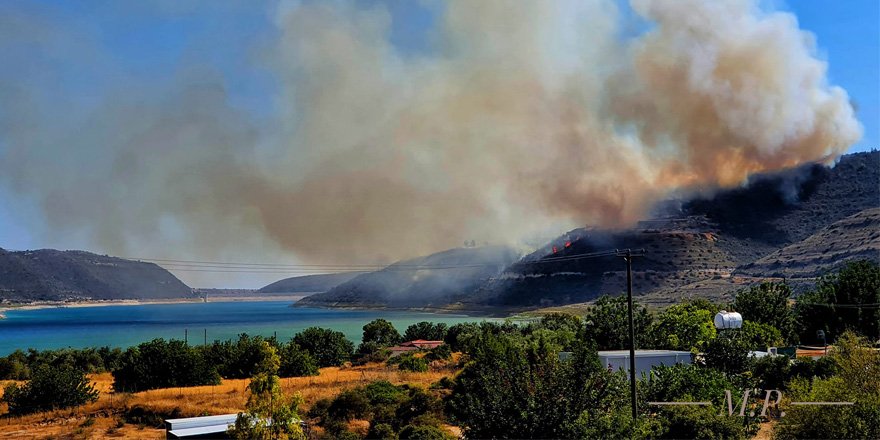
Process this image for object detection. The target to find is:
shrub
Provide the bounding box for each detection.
[654,405,747,440]
[751,355,791,390]
[293,327,354,368]
[774,331,880,439]
[367,423,397,439]
[397,355,428,372]
[2,364,98,415]
[328,388,371,421]
[424,344,452,362]
[642,364,734,406]
[397,424,452,440]
[790,356,837,381]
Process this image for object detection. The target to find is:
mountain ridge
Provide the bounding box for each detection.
[0,248,193,302]
[292,151,879,311]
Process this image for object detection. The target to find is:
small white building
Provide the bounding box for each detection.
[165,414,238,439]
[597,350,692,377]
[559,349,692,377]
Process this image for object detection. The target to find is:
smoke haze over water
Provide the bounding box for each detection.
[0,0,862,284]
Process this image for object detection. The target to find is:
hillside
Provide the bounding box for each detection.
[683,151,880,263]
[296,246,520,309]
[737,208,880,278]
[466,152,878,308]
[470,152,879,308]
[291,152,878,312]
[258,272,360,294]
[0,248,193,302]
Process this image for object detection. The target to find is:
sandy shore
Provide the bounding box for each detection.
[0,295,308,314]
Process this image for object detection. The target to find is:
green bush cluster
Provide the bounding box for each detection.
[308,380,450,439]
[0,346,122,380]
[112,338,221,392]
[2,363,99,415]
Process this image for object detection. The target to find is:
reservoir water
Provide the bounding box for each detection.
[0,301,491,355]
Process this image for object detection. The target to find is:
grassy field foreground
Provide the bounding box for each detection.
[0,363,450,439]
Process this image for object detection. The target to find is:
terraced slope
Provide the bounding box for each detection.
[737,208,880,278]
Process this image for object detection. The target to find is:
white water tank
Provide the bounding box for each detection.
[714,310,743,329]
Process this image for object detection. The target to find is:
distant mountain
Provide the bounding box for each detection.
[0,248,192,302]
[296,245,520,309]
[737,208,880,278]
[258,272,360,294]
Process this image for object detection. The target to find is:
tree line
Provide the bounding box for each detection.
[1,260,877,439]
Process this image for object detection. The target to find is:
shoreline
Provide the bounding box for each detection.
[0,295,308,314]
[292,301,522,318]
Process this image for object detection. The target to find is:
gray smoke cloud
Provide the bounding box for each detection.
[0,0,862,280]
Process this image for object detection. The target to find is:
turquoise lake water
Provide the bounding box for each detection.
[0,301,493,355]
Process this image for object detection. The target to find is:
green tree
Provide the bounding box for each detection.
[292,327,354,368]
[446,331,631,439]
[732,282,797,343]
[208,334,283,379]
[795,260,880,343]
[279,341,318,377]
[403,322,448,341]
[443,322,480,352]
[2,364,98,415]
[739,320,784,351]
[361,319,402,347]
[229,342,306,440]
[0,350,30,380]
[536,312,583,333]
[775,331,880,439]
[650,302,717,352]
[229,375,306,440]
[703,334,752,377]
[112,338,220,392]
[583,295,653,350]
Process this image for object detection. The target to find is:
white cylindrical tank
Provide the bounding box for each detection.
[714,311,743,329]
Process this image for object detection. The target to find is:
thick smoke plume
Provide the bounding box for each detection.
[0,0,862,270]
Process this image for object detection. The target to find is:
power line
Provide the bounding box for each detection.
[120,249,625,275]
[795,302,880,309]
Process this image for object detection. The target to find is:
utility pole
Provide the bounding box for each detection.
[616,248,644,422]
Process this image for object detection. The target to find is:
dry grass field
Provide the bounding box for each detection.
[0,363,453,439]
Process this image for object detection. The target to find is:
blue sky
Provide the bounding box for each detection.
[0,0,877,264]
